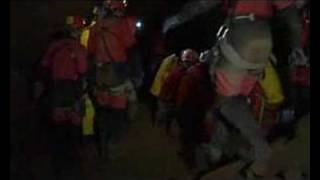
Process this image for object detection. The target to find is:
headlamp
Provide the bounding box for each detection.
[136,20,143,30]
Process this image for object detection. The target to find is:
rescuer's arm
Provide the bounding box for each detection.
[162,0,220,34]
[276,4,302,50]
[280,5,308,67]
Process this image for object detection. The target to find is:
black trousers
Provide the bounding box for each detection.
[94,105,128,157]
[176,108,205,167]
[49,123,82,175]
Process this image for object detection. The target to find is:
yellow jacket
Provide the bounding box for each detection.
[259,62,284,105]
[150,54,178,97]
[80,22,96,136]
[82,95,95,135]
[80,21,96,48]
[80,28,90,48]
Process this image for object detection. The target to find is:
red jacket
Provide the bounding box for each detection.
[87,16,137,63]
[159,65,186,103]
[301,21,309,49]
[42,39,88,81]
[176,63,214,111]
[223,0,294,18]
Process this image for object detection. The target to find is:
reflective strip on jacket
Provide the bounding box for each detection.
[95,80,136,109]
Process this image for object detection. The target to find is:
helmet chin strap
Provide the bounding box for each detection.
[219,38,268,70]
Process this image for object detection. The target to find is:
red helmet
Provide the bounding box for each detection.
[66,16,87,28]
[181,49,199,63]
[105,0,127,10]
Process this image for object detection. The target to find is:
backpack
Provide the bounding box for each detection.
[43,39,87,107]
[43,39,85,81]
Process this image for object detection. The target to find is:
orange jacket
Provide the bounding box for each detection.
[87,16,137,63]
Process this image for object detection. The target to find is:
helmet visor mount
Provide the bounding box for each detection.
[106,0,126,17]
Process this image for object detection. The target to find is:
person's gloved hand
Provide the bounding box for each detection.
[279,108,295,124]
[289,48,310,86]
[199,50,211,62]
[289,48,308,66]
[162,15,180,34]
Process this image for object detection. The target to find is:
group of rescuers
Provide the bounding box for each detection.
[33,0,309,178]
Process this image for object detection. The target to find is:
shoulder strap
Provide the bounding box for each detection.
[225,0,239,24]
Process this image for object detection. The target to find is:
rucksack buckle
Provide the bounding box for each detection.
[216,24,229,41]
[234,13,255,21]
